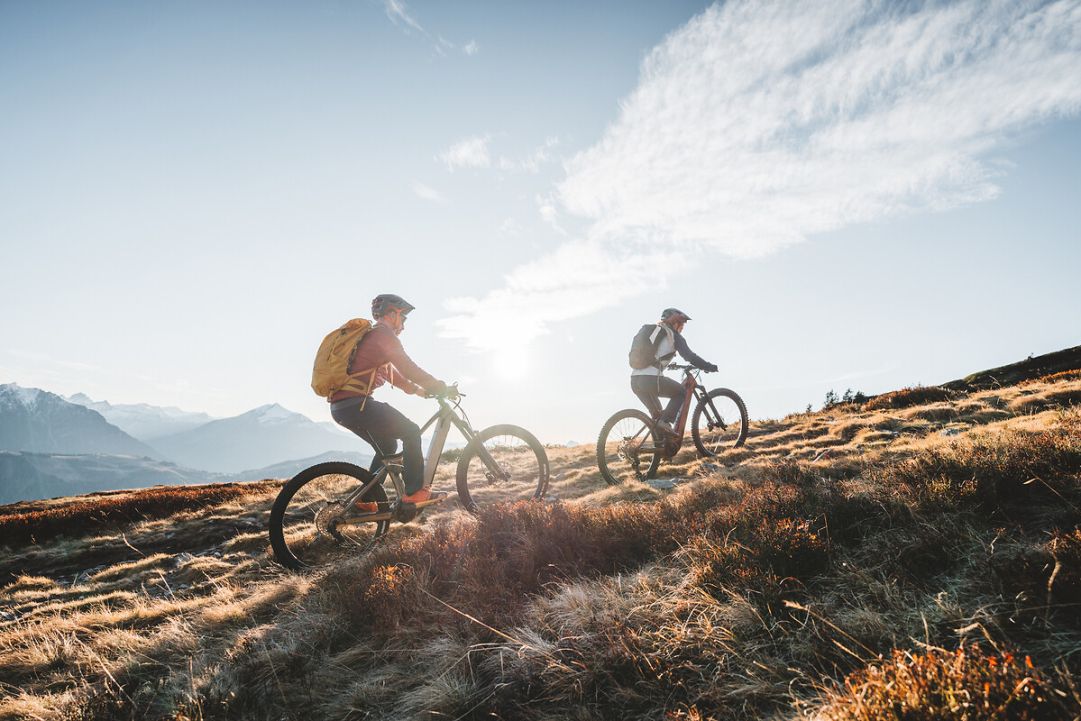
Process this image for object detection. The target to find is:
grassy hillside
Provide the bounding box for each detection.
[2,363,1080,720]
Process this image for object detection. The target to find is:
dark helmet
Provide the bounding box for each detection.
[661,307,691,322]
[371,293,415,318]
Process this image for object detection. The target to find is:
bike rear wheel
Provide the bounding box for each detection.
[456,424,549,513]
[268,462,390,570]
[596,408,662,485]
[691,388,749,457]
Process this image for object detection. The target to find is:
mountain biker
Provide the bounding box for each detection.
[329,294,450,510]
[631,308,718,435]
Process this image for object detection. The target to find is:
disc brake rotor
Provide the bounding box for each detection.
[314,501,347,540]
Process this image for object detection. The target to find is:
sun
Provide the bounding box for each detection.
[493,346,532,382]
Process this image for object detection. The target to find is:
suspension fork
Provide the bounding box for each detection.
[696,385,728,429]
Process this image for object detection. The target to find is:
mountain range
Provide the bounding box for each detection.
[150,403,370,473]
[65,393,216,441]
[0,385,162,459]
[0,383,373,503]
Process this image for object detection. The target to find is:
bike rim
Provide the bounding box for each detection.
[601,414,658,483]
[697,394,745,454]
[277,472,388,567]
[460,432,544,506]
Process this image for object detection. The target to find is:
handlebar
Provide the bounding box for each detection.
[427,383,463,400]
[666,363,713,372]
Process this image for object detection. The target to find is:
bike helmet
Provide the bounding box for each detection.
[660,307,691,322]
[371,293,415,318]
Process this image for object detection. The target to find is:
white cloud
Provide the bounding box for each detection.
[479,136,561,173]
[517,136,559,173]
[463,40,479,56]
[499,217,523,236]
[438,135,492,170]
[535,193,565,235]
[383,0,425,35]
[411,180,447,204]
[439,235,686,353]
[441,0,1081,352]
[383,0,465,57]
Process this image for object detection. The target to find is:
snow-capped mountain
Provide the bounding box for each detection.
[0,384,162,459]
[150,403,372,473]
[65,393,216,441]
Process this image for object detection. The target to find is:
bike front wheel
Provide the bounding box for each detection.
[455,424,549,513]
[268,462,390,570]
[691,388,749,457]
[596,408,662,486]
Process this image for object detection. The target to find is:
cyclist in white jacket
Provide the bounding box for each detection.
[630,308,717,434]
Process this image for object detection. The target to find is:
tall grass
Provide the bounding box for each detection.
[3,382,1081,720]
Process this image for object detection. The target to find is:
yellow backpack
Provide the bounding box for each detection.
[311,318,376,399]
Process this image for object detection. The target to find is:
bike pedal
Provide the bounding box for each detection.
[406,496,446,509]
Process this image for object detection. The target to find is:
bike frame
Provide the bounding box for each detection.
[634,365,726,457]
[339,394,502,517]
[669,367,724,443]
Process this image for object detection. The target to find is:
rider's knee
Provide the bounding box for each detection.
[401,419,421,439]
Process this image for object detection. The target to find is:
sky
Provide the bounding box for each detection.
[2,0,1080,445]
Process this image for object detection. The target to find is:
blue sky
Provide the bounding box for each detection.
[2,0,1079,444]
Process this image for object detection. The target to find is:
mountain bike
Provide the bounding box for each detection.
[269,387,549,570]
[596,364,748,485]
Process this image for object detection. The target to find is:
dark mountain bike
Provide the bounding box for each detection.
[596,364,748,485]
[269,387,549,570]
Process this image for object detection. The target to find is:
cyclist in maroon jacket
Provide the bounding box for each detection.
[329,294,449,509]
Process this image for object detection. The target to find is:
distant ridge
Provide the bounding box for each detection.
[65,393,216,441]
[0,384,161,459]
[0,451,215,505]
[942,344,1081,391]
[150,403,372,473]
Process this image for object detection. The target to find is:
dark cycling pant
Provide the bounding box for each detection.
[331,397,424,494]
[631,375,684,424]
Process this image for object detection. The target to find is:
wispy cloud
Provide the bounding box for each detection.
[535,193,566,235]
[383,0,425,35]
[440,236,687,361]
[383,0,476,57]
[507,136,559,173]
[441,0,1081,351]
[441,135,559,173]
[411,180,448,204]
[438,135,492,170]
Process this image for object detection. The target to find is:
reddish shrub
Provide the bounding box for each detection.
[1022,369,1081,387]
[817,646,1080,721]
[886,421,1081,508]
[0,480,279,546]
[864,386,953,411]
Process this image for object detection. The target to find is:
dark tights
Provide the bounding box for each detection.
[331,397,424,494]
[631,374,685,423]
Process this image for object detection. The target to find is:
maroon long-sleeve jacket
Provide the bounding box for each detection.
[329,323,444,403]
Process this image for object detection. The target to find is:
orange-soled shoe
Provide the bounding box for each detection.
[400,488,446,505]
[353,500,379,514]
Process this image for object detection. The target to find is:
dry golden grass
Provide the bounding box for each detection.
[1,374,1080,720]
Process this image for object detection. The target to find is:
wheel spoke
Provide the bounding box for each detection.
[692,389,748,457]
[597,410,661,485]
[269,465,389,569]
[456,425,548,511]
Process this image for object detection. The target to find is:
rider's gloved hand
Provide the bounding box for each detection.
[425,380,455,399]
[703,363,718,373]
